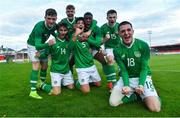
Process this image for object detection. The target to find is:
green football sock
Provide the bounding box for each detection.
[40,69,47,82]
[102,64,116,82]
[30,70,39,91]
[75,80,81,89]
[122,93,141,104]
[41,83,52,93]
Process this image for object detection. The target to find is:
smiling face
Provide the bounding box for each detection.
[45,15,57,28]
[84,14,93,27]
[58,26,68,39]
[66,8,75,19]
[107,13,117,26]
[119,24,134,46]
[76,19,85,30]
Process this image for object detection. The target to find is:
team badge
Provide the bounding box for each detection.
[81,79,85,83]
[134,51,141,57]
[121,54,125,59]
[54,81,57,84]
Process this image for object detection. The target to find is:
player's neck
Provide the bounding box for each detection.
[122,38,135,48]
[57,37,65,42]
[107,22,116,27]
[44,21,54,30]
[67,17,75,24]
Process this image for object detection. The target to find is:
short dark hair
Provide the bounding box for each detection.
[75,17,84,23]
[57,22,68,30]
[107,9,117,16]
[84,12,93,18]
[118,21,133,30]
[45,8,57,17]
[66,4,75,10]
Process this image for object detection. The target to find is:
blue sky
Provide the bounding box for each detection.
[0,0,180,50]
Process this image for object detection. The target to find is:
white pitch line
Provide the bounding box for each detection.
[152,70,180,72]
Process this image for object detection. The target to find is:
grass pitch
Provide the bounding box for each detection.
[0,54,180,117]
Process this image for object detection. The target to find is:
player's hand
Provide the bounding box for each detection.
[75,27,83,36]
[105,32,110,40]
[135,85,144,95]
[35,51,40,57]
[48,39,56,46]
[122,86,131,95]
[83,30,92,37]
[78,34,88,42]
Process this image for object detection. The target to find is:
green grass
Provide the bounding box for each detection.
[0,54,180,117]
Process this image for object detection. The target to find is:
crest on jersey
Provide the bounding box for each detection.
[121,54,125,59]
[134,51,141,57]
[54,81,57,84]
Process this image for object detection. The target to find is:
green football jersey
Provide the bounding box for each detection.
[113,38,151,86]
[61,17,77,36]
[42,38,73,74]
[72,36,94,68]
[101,22,120,48]
[61,17,97,37]
[27,21,57,50]
[85,24,102,50]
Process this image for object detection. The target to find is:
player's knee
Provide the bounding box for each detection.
[81,86,90,93]
[145,97,161,112]
[94,82,101,87]
[109,99,122,107]
[106,56,114,65]
[81,89,90,93]
[148,105,161,112]
[32,62,39,70]
[51,88,61,95]
[148,102,161,112]
[67,84,74,89]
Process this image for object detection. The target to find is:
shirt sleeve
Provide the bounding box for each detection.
[34,28,49,50]
[139,42,150,86]
[39,47,50,58]
[90,19,97,30]
[114,48,129,86]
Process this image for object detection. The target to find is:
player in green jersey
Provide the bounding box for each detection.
[61,5,98,74]
[60,4,76,36]
[83,12,106,65]
[109,21,161,112]
[37,22,74,95]
[27,8,57,99]
[61,4,97,38]
[100,9,120,90]
[71,17,102,93]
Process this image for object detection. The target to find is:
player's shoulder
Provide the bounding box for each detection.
[35,21,44,26]
[100,23,108,28]
[135,38,149,48]
[60,18,68,23]
[113,43,123,54]
[33,21,45,30]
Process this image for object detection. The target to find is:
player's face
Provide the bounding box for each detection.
[66,8,75,19]
[84,15,93,26]
[107,13,117,26]
[119,24,134,45]
[76,20,85,30]
[45,15,57,28]
[58,26,68,39]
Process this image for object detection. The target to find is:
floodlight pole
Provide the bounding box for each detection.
[148,30,152,48]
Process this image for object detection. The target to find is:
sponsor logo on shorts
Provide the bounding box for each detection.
[54,81,57,84]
